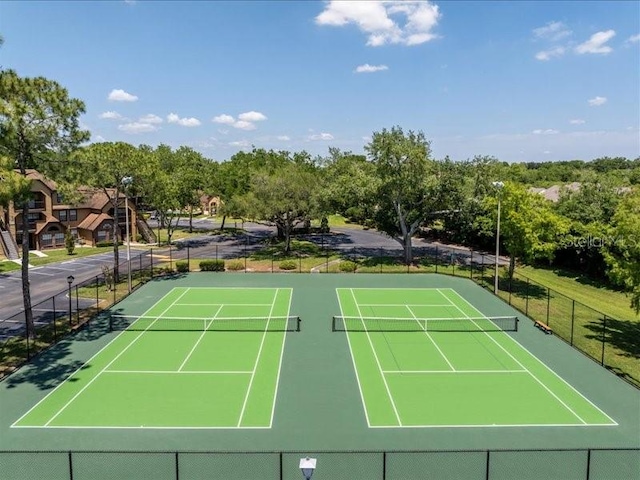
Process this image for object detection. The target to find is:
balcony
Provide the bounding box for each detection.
[27,201,46,210]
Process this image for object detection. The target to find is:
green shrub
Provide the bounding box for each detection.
[96,240,123,247]
[199,259,225,272]
[176,261,189,273]
[339,260,357,272]
[65,230,75,255]
[279,260,297,271]
[226,260,245,271]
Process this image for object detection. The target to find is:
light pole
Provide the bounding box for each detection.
[67,275,74,326]
[121,176,133,293]
[492,181,504,294]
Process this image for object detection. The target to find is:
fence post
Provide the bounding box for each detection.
[452,253,456,277]
[481,255,485,285]
[570,300,575,346]
[75,285,80,325]
[113,266,117,305]
[379,247,383,273]
[68,451,74,480]
[169,244,173,271]
[546,287,551,326]
[299,252,302,273]
[25,317,31,360]
[279,452,283,480]
[525,278,530,316]
[150,248,154,278]
[485,450,490,480]
[469,249,473,279]
[52,296,57,341]
[271,254,274,273]
[187,245,190,272]
[435,245,439,273]
[175,452,179,480]
[382,452,387,480]
[95,276,100,313]
[586,449,591,480]
[601,315,607,366]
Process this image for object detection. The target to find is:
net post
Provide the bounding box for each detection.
[296,316,301,332]
[331,316,336,332]
[515,317,518,332]
[109,314,114,332]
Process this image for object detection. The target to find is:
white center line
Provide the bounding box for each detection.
[178,305,223,372]
[406,305,456,371]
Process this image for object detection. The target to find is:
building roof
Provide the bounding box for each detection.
[77,212,113,231]
[34,214,61,234]
[529,182,581,202]
[23,169,57,191]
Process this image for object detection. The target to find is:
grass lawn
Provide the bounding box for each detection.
[0,247,115,273]
[517,265,638,321]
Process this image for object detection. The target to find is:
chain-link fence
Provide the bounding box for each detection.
[2,238,638,388]
[1,448,638,480]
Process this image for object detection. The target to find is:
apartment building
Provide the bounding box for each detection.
[0,170,151,256]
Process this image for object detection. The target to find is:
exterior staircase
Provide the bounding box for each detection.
[136,217,157,244]
[0,224,20,260]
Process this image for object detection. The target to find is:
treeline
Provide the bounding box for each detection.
[2,68,640,341]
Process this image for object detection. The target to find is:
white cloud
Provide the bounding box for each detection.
[316,0,441,47]
[212,114,236,125]
[117,122,158,134]
[533,21,572,41]
[308,132,334,141]
[93,135,106,142]
[233,120,256,131]
[99,111,123,120]
[588,96,607,106]
[108,89,138,102]
[139,114,163,124]
[218,129,230,135]
[238,111,267,122]
[229,140,250,147]
[532,129,559,135]
[535,46,565,61]
[354,63,389,73]
[626,33,640,44]
[569,119,586,125]
[575,30,615,55]
[167,113,201,127]
[543,150,552,155]
[277,135,291,141]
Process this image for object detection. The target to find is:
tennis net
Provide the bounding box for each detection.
[109,314,301,332]
[332,315,518,332]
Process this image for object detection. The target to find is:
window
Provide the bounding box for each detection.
[56,193,63,203]
[71,228,78,239]
[69,209,77,221]
[59,210,67,222]
[27,213,40,221]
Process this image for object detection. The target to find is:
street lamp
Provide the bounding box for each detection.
[492,181,504,294]
[67,275,74,327]
[121,176,133,293]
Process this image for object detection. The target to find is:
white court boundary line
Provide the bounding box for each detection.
[269,288,294,428]
[336,289,372,428]
[43,290,190,426]
[440,288,617,426]
[350,288,403,426]
[444,288,618,426]
[237,289,279,427]
[12,287,182,428]
[13,286,294,430]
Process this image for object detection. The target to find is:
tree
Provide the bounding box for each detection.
[365,126,436,264]
[484,182,569,278]
[232,161,318,253]
[0,69,88,338]
[70,142,143,282]
[603,189,640,313]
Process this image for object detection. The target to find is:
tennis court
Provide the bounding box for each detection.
[335,287,617,428]
[12,287,297,429]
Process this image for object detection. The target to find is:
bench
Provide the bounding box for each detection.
[534,320,552,334]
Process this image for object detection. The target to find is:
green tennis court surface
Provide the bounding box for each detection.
[336,287,616,428]
[13,287,295,428]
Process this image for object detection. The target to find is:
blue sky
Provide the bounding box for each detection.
[1,1,639,162]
